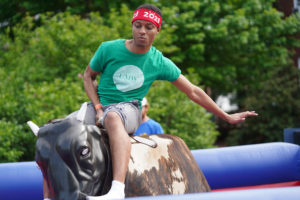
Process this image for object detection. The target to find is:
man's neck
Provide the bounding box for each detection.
[125,40,151,54]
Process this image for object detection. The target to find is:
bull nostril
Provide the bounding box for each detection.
[80,147,90,157]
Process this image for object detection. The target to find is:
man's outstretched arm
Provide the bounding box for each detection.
[171,74,258,124]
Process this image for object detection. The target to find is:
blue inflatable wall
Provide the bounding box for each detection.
[0,161,43,200]
[191,142,300,189]
[0,142,299,200]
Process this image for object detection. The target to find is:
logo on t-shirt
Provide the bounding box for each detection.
[113,65,144,92]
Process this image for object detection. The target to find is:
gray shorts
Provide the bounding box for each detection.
[99,101,142,134]
[67,101,141,134]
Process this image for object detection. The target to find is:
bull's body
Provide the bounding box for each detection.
[35,117,210,200]
[127,134,210,196]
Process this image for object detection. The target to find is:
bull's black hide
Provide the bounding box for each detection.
[35,117,210,200]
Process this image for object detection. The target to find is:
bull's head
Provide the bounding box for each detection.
[28,117,111,200]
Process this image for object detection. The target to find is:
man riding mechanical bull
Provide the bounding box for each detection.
[28,3,257,200]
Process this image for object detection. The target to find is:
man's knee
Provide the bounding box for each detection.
[104,111,123,127]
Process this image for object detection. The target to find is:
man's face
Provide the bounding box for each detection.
[132,20,160,47]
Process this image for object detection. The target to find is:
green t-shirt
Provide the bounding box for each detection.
[89,39,181,106]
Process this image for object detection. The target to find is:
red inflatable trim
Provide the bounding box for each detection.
[212,181,300,192]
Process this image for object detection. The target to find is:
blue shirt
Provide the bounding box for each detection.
[134,119,164,135]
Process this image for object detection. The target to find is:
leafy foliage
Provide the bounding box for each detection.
[158,0,300,144]
[160,0,300,95]
[0,121,30,162]
[0,0,149,31]
[0,11,118,162]
[0,6,197,162]
[227,66,300,145]
[0,1,300,162]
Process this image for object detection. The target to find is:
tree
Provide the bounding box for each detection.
[227,65,300,145]
[159,0,300,144]
[0,0,148,32]
[159,0,300,94]
[0,11,118,162]
[1,0,300,162]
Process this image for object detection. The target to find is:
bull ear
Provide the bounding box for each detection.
[27,121,40,136]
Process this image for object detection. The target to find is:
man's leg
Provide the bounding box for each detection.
[105,111,132,183]
[87,111,131,200]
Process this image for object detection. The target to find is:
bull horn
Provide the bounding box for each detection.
[76,102,88,122]
[27,121,39,136]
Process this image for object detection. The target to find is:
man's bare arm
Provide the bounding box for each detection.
[171,74,257,124]
[84,64,101,106]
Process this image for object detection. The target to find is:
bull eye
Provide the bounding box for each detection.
[80,146,90,157]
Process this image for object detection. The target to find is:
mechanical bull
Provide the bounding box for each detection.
[27,105,210,200]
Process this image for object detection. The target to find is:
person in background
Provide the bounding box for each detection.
[134,97,164,135]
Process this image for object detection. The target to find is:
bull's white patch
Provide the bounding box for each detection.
[170,168,185,194]
[171,181,186,194]
[128,135,172,175]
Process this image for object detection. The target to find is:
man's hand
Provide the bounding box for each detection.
[96,109,104,127]
[226,111,258,124]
